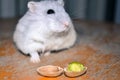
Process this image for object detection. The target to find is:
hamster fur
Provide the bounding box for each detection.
[13,0,77,63]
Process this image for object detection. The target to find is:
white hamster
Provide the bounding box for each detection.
[13,0,76,63]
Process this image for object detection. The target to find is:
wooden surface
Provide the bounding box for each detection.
[0,18,120,80]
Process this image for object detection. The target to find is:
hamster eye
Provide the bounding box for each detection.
[47,9,55,14]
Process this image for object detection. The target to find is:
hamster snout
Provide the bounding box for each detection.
[63,22,69,28]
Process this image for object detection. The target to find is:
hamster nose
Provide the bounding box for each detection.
[64,22,69,27]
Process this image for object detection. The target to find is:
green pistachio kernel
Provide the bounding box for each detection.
[67,62,85,72]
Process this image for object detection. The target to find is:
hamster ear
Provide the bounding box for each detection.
[57,0,64,6]
[27,1,36,13]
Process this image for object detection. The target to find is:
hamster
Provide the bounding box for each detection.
[13,0,77,63]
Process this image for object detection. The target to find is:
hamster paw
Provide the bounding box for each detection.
[44,51,51,56]
[30,52,40,63]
